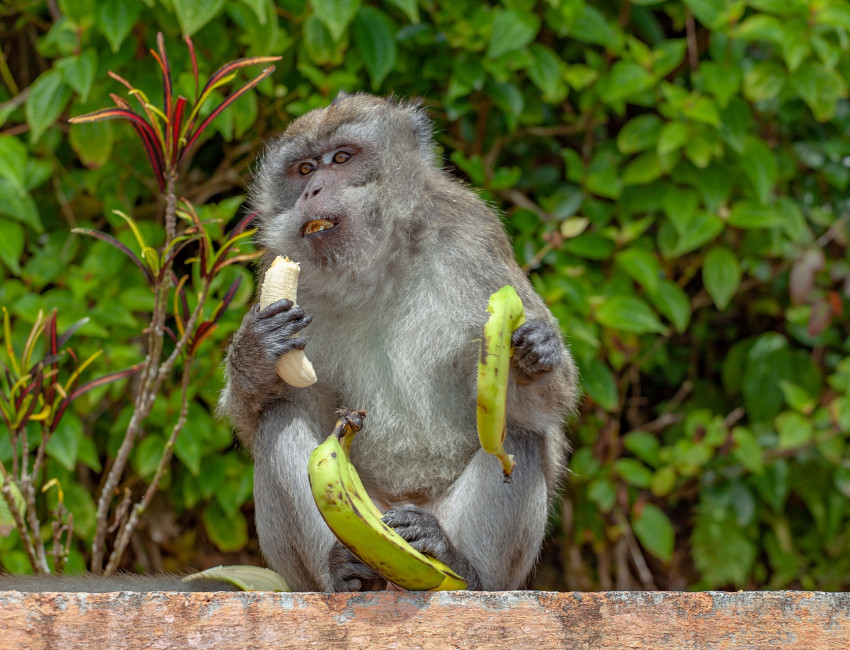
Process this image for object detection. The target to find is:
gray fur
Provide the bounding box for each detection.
[0,573,240,592]
[219,93,578,591]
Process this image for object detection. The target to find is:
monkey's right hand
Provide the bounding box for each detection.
[227,299,313,385]
[329,543,387,592]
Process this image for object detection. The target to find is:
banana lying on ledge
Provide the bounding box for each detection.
[308,408,467,591]
[477,285,527,480]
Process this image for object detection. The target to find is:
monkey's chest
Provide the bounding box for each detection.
[314,331,478,501]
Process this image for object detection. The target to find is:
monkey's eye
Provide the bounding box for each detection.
[299,162,315,175]
[332,151,351,164]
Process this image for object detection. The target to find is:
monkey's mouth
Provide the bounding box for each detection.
[301,218,339,237]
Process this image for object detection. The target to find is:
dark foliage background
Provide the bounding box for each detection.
[1,0,850,590]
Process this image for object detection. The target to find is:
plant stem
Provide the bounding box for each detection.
[104,358,193,576]
[90,171,181,573]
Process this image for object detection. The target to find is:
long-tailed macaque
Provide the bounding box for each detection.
[218,93,578,592]
[0,94,577,594]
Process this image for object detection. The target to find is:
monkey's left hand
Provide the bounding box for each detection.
[511,319,563,383]
[382,505,481,590]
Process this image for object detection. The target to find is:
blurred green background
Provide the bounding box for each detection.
[2,0,850,590]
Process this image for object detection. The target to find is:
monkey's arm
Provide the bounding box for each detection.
[218,299,312,447]
[384,429,552,590]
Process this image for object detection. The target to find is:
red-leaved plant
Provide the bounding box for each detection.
[0,34,276,575]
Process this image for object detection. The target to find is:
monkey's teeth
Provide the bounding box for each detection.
[303,219,336,235]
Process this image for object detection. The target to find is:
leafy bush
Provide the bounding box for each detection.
[1,0,849,589]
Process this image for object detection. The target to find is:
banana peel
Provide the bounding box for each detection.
[308,408,467,591]
[477,285,526,480]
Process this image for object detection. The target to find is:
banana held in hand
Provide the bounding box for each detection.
[259,256,317,388]
[477,285,526,479]
[308,408,467,591]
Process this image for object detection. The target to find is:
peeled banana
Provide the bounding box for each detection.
[259,256,317,388]
[308,408,467,591]
[477,285,526,479]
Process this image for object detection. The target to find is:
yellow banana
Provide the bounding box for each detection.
[308,409,467,591]
[259,255,317,388]
[477,285,526,479]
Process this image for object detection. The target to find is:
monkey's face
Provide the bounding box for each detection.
[251,94,436,275]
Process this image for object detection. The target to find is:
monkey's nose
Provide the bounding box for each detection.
[305,186,322,200]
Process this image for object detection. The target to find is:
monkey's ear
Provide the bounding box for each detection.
[332,91,349,105]
[400,97,433,156]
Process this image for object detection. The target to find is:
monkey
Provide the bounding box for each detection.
[0,573,241,592]
[217,93,578,592]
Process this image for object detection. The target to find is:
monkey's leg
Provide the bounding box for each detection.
[383,430,548,591]
[252,401,384,592]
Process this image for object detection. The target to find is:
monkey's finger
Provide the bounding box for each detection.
[258,298,296,318]
[270,336,308,358]
[257,313,313,340]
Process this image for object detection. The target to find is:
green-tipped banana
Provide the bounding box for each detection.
[477,285,526,479]
[308,408,467,591]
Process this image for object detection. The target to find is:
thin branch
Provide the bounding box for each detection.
[104,358,194,575]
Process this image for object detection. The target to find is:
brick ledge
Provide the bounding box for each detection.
[1,590,847,649]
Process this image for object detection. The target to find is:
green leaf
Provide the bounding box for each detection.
[596,296,668,334]
[172,0,226,35]
[0,481,26,528]
[622,152,662,185]
[96,0,141,52]
[578,355,618,411]
[615,459,653,488]
[599,61,654,105]
[488,9,540,59]
[632,503,674,562]
[303,15,343,66]
[69,119,114,168]
[779,381,816,414]
[25,69,72,144]
[732,427,763,474]
[651,466,676,497]
[527,44,567,103]
[624,431,660,466]
[386,0,418,23]
[728,201,782,229]
[587,479,616,512]
[738,135,777,204]
[789,61,847,122]
[46,418,84,471]
[657,121,689,155]
[617,248,660,294]
[703,246,741,310]
[184,565,290,592]
[0,182,41,232]
[0,217,24,274]
[312,0,361,41]
[174,423,202,476]
[648,280,691,333]
[351,7,396,90]
[55,51,97,102]
[133,435,166,479]
[734,14,784,42]
[684,0,737,29]
[743,62,785,102]
[670,212,724,256]
[699,61,741,108]
[617,114,662,154]
[568,5,620,49]
[204,501,249,551]
[683,95,720,126]
[743,333,821,422]
[776,411,813,449]
[0,136,28,190]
